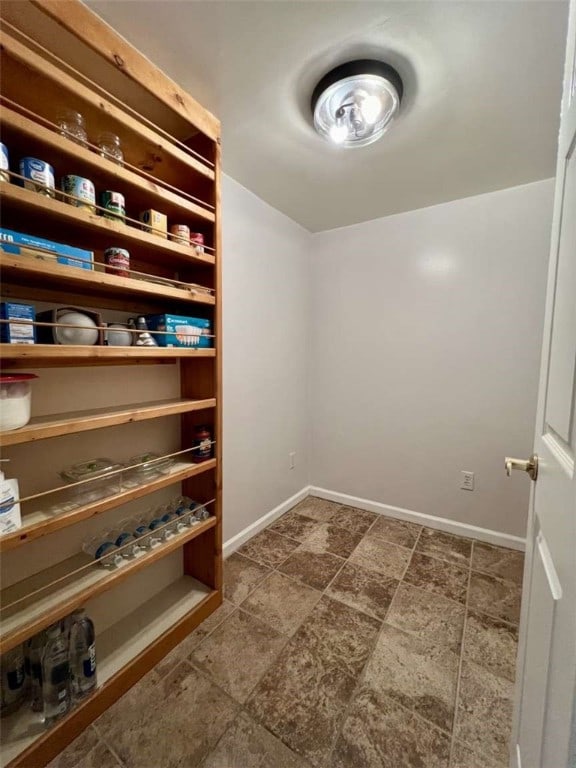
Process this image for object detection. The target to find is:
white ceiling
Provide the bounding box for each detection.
[88,1,568,232]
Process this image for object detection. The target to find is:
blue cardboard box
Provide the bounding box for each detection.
[0,228,93,270]
[146,314,212,348]
[0,302,36,344]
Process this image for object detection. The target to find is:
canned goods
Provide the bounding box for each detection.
[104,247,130,278]
[61,175,96,212]
[190,232,205,255]
[19,158,55,197]
[101,191,126,222]
[169,224,190,245]
[0,143,9,183]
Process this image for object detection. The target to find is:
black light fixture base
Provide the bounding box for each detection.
[311,59,404,116]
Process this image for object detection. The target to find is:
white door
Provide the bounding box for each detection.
[511,2,576,766]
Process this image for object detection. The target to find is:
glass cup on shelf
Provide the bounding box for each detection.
[82,535,122,570]
[109,525,139,558]
[97,132,124,165]
[147,507,167,546]
[132,514,153,550]
[56,109,88,147]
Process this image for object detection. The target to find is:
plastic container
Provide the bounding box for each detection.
[60,458,123,504]
[124,452,174,487]
[0,374,38,431]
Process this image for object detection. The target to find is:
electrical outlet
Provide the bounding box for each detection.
[461,471,474,491]
[289,452,296,470]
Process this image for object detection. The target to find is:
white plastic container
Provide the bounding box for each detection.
[0,374,38,431]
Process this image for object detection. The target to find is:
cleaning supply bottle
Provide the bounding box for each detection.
[69,609,97,701]
[41,622,70,725]
[0,459,21,535]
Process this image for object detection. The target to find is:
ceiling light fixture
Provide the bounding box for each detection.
[311,59,403,148]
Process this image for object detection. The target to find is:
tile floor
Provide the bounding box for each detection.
[48,497,524,768]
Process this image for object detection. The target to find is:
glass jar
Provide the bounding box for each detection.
[56,109,88,147]
[97,132,124,165]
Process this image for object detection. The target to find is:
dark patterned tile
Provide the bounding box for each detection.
[349,534,411,579]
[326,562,398,621]
[46,728,117,768]
[387,582,465,652]
[468,572,522,624]
[294,595,380,678]
[463,610,519,682]
[278,541,345,590]
[333,686,451,768]
[370,517,422,549]
[364,624,459,732]
[455,661,514,765]
[191,609,287,702]
[237,529,300,567]
[201,711,311,768]
[224,553,272,606]
[269,511,321,542]
[450,740,508,768]
[155,599,236,678]
[404,553,469,604]
[301,522,363,558]
[96,663,238,767]
[472,542,525,585]
[330,506,378,535]
[416,528,472,566]
[242,571,322,636]
[292,496,338,523]
[246,642,356,767]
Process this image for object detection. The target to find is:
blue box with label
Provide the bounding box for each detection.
[145,314,212,348]
[0,302,36,344]
[0,228,93,270]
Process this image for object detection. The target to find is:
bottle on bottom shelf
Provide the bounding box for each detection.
[69,609,97,701]
[0,644,26,717]
[42,622,71,725]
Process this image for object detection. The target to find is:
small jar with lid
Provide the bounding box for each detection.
[56,109,88,148]
[97,132,124,166]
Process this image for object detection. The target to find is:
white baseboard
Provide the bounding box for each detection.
[310,486,526,552]
[223,485,311,557]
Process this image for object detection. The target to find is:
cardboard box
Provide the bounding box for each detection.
[146,314,212,348]
[0,302,36,344]
[139,209,167,239]
[0,228,93,270]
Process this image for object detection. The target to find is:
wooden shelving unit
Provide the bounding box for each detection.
[0,2,222,765]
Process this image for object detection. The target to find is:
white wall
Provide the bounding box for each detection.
[222,175,310,541]
[310,180,554,538]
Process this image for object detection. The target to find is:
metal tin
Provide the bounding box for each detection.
[61,175,96,212]
[169,224,190,245]
[19,158,55,197]
[104,247,130,278]
[101,190,125,221]
[190,232,205,255]
[0,143,9,183]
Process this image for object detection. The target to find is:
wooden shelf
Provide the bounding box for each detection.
[0,516,217,653]
[0,458,217,553]
[0,105,215,225]
[0,343,216,368]
[0,577,216,768]
[0,253,215,309]
[0,397,216,446]
[0,184,215,269]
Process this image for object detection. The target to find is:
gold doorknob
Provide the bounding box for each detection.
[504,454,538,481]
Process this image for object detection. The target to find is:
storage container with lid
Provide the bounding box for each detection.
[123,452,174,487]
[60,458,123,503]
[0,374,38,431]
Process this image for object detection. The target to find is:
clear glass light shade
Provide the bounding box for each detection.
[313,73,400,148]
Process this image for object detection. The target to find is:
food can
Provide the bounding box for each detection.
[104,247,130,278]
[101,191,126,221]
[19,158,55,197]
[190,232,205,255]
[61,175,96,212]
[169,224,190,245]
[0,143,9,183]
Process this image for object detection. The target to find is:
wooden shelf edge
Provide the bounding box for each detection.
[0,517,218,654]
[4,587,222,768]
[0,458,217,553]
[0,344,216,367]
[0,397,217,447]
[0,184,216,267]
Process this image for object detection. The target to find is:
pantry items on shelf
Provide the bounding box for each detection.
[36,307,103,346]
[139,208,167,239]
[61,175,96,213]
[97,132,124,166]
[104,246,130,277]
[42,622,71,725]
[56,109,88,148]
[169,224,190,244]
[69,609,97,701]
[101,191,126,222]
[105,323,132,347]
[0,228,94,270]
[0,302,35,345]
[19,157,55,197]
[192,426,213,462]
[0,143,9,183]
[123,452,175,487]
[129,315,158,347]
[190,232,205,255]
[0,459,22,535]
[0,375,38,433]
[146,313,212,348]
[0,645,25,717]
[60,458,123,504]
